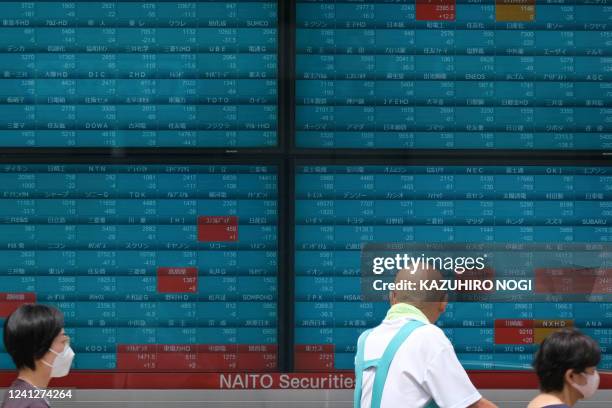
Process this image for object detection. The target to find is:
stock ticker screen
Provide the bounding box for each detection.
[0,163,279,371]
[296,1,612,149]
[295,165,612,371]
[0,1,277,148]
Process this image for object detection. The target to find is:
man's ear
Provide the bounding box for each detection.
[389,291,395,305]
[438,293,448,313]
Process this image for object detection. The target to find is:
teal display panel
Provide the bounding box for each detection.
[296,1,612,150]
[0,164,279,371]
[0,1,277,148]
[295,164,612,371]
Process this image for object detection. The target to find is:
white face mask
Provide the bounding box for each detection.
[569,370,600,399]
[42,344,75,378]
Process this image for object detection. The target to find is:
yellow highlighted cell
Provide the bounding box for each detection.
[496,1,535,22]
[534,328,559,343]
[533,319,573,329]
[533,320,574,343]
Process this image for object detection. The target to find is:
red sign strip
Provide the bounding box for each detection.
[0,371,609,389]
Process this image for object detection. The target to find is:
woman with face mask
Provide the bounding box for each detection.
[1,304,74,408]
[528,328,601,408]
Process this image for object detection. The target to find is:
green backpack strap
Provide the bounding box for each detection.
[370,320,440,408]
[354,328,373,408]
[354,320,440,408]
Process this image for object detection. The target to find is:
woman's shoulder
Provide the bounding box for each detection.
[1,378,50,408]
[527,394,570,408]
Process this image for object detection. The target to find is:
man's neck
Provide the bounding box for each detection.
[386,303,430,323]
[18,368,50,389]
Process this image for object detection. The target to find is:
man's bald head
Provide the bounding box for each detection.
[389,267,448,322]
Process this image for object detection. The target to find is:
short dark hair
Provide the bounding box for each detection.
[533,328,601,392]
[3,304,64,370]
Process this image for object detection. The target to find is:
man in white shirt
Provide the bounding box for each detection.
[354,267,498,408]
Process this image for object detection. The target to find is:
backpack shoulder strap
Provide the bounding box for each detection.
[354,320,440,408]
[353,328,373,408]
[370,320,429,408]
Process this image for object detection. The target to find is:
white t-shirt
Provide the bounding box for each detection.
[358,317,482,408]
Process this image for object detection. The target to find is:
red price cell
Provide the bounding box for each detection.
[116,345,158,370]
[157,267,198,293]
[198,352,239,371]
[495,328,534,345]
[236,352,278,371]
[157,345,199,370]
[494,319,534,329]
[197,216,238,242]
[535,268,611,294]
[295,345,335,371]
[0,293,36,318]
[416,0,456,21]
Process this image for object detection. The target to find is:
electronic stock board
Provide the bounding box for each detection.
[295,164,612,371]
[296,1,612,150]
[0,163,279,371]
[0,1,277,148]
